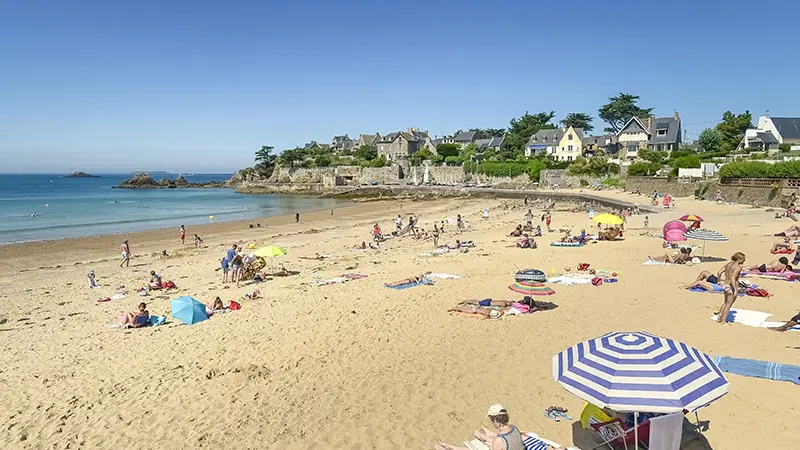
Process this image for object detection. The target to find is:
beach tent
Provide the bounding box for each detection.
[662,221,688,242]
[662,220,687,235]
[553,331,728,450]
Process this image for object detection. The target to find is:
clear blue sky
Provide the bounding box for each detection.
[2,0,799,173]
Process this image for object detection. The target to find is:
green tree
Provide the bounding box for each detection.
[698,128,723,152]
[714,111,753,153]
[559,112,594,132]
[436,143,460,158]
[278,148,302,168]
[444,155,461,165]
[504,111,557,153]
[637,149,667,164]
[314,154,332,167]
[567,156,620,177]
[354,144,378,161]
[410,147,440,165]
[598,93,654,133]
[254,145,277,177]
[779,143,791,152]
[669,155,701,176]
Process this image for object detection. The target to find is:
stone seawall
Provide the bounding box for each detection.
[626,177,793,207]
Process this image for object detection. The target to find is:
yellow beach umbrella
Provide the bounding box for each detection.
[253,246,287,258]
[592,213,624,225]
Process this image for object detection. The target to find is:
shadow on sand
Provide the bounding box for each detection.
[570,416,715,449]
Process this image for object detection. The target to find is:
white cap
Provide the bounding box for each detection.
[487,404,507,416]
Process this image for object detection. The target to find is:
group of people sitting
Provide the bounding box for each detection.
[598,225,623,241]
[558,229,587,245]
[510,224,542,237]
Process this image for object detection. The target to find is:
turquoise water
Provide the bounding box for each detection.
[0,174,350,244]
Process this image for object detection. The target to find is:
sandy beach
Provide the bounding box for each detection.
[0,192,796,449]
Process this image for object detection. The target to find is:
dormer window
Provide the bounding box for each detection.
[657,129,667,136]
[568,134,573,140]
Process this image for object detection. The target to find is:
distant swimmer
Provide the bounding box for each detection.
[31,213,37,217]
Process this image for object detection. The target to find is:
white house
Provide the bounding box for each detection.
[739,116,800,152]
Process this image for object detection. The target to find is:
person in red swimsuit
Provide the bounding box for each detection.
[180,225,186,245]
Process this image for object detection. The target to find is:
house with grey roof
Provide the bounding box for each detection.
[583,134,619,155]
[525,129,563,158]
[739,116,800,152]
[474,136,505,152]
[376,128,436,161]
[357,133,381,148]
[330,135,356,152]
[616,112,681,159]
[303,141,330,151]
[454,130,477,146]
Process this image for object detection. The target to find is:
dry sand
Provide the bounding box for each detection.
[0,192,797,449]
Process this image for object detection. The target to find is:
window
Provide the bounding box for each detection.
[627,144,638,153]
[657,129,667,136]
[568,145,573,151]
[568,134,573,140]
[567,156,573,161]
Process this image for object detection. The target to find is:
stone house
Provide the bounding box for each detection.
[583,134,619,155]
[356,133,381,148]
[330,135,356,152]
[454,130,477,147]
[376,128,436,161]
[474,136,504,152]
[303,141,330,151]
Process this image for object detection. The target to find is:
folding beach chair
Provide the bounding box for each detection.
[589,418,650,450]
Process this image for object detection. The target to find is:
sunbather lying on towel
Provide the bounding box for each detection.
[385,272,431,287]
[771,236,794,253]
[120,302,150,328]
[650,247,693,264]
[770,311,800,331]
[599,226,623,241]
[774,225,800,238]
[747,257,791,273]
[509,224,523,237]
[517,235,537,249]
[455,296,553,312]
[685,269,723,290]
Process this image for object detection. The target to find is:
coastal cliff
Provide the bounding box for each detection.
[115,173,226,189]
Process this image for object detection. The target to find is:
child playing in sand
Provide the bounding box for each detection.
[194,234,204,248]
[121,302,150,328]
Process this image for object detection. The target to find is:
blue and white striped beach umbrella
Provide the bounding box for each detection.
[552,332,729,413]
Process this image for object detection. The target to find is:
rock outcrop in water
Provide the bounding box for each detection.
[65,171,100,178]
[116,173,226,189]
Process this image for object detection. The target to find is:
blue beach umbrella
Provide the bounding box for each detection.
[553,332,729,449]
[170,296,208,325]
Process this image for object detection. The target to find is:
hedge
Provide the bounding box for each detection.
[718,161,800,178]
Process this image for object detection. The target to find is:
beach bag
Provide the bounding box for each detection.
[591,277,603,286]
[163,280,176,289]
[229,300,242,310]
[578,263,590,271]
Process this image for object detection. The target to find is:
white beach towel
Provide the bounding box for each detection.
[428,273,463,280]
[647,413,683,450]
[710,309,774,327]
[548,274,594,285]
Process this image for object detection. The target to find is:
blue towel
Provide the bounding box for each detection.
[714,356,800,385]
[386,277,434,290]
[150,315,166,326]
[688,284,751,296]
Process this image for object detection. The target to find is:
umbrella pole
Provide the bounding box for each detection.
[634,412,639,450]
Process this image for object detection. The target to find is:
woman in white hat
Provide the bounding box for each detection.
[434,404,542,450]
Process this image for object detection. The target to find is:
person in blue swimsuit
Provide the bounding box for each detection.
[122,303,150,328]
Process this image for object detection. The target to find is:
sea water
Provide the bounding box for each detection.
[0,174,350,244]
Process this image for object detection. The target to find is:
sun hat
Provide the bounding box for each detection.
[487,404,507,416]
[739,279,752,288]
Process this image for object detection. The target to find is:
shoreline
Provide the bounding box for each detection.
[0,202,378,271]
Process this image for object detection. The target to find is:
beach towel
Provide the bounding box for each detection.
[464,433,570,450]
[428,273,463,280]
[710,308,774,327]
[742,270,798,281]
[385,277,434,290]
[643,259,675,265]
[550,241,584,247]
[341,273,368,280]
[770,248,794,254]
[648,413,683,450]
[150,315,166,326]
[549,274,594,286]
[760,321,800,331]
[688,283,751,296]
[714,356,800,386]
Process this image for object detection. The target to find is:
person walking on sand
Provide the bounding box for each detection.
[180,225,185,245]
[456,214,464,233]
[542,211,552,232]
[716,252,746,324]
[395,214,403,232]
[120,239,131,268]
[295,212,300,223]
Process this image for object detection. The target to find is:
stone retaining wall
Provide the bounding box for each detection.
[626,176,795,207]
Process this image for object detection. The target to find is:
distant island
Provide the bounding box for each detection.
[114,173,226,189]
[65,171,100,178]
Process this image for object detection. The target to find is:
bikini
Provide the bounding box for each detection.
[134,314,150,327]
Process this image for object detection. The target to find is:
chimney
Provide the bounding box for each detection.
[674,110,680,121]
[408,127,414,133]
[645,117,653,130]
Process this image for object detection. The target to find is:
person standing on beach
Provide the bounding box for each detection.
[295,212,300,223]
[716,252,746,324]
[120,240,130,268]
[525,209,533,230]
[220,255,230,283]
[543,211,552,232]
[395,214,403,232]
[433,224,440,248]
[456,214,464,233]
[180,225,185,245]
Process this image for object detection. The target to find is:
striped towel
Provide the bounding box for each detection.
[714,356,800,385]
[523,435,550,450]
